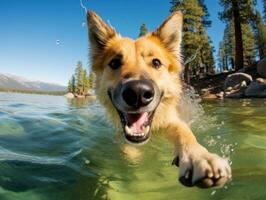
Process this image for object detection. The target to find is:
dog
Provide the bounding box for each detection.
[87,10,232,188]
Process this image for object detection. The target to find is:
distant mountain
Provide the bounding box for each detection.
[0,73,66,91]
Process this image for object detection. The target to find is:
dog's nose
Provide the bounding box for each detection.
[122,80,154,108]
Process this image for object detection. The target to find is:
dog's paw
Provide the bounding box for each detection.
[173,145,232,188]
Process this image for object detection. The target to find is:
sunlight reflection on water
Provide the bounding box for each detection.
[0,92,265,200]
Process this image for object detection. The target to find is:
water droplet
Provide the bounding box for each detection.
[211,190,216,195]
[56,40,60,45]
[85,159,90,164]
[82,22,86,27]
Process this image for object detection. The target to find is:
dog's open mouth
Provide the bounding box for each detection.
[117,111,154,144]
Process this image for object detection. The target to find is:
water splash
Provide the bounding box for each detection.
[80,0,88,14]
[179,84,205,125]
[56,39,61,45]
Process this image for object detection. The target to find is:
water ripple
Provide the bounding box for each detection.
[0,146,82,165]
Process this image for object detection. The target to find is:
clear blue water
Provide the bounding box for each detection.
[0,92,266,200]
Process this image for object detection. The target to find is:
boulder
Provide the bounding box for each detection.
[244,81,266,97]
[216,91,224,99]
[64,92,74,99]
[257,58,266,78]
[224,73,252,91]
[256,78,266,84]
[226,87,233,92]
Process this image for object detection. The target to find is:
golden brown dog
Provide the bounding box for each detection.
[87,10,231,188]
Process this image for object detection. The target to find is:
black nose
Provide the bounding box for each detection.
[122,80,154,108]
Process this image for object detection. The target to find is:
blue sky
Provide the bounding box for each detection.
[0,0,264,85]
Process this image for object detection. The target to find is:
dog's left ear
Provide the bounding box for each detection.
[87,10,117,59]
[152,12,183,56]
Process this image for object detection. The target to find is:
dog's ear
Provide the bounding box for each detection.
[87,11,117,58]
[152,12,183,56]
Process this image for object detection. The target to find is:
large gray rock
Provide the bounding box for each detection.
[257,58,266,78]
[224,73,253,91]
[244,82,266,97]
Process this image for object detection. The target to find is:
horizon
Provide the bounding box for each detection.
[0,0,264,86]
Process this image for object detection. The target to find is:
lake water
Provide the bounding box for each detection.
[0,92,266,200]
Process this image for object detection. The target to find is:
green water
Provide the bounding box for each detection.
[0,92,266,200]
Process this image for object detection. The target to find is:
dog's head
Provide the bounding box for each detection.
[87,11,183,144]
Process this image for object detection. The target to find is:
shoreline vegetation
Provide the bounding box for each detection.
[65,61,96,99]
[192,58,266,99]
[171,0,266,99]
[0,88,66,96]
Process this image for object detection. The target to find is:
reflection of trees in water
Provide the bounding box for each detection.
[67,97,95,108]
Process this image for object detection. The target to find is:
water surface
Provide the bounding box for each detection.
[0,92,265,200]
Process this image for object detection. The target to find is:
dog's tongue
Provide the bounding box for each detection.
[126,112,148,133]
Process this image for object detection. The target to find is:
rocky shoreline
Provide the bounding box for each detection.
[65,58,266,100]
[192,58,266,99]
[64,92,96,99]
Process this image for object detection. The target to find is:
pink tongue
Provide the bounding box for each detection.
[126,112,148,133]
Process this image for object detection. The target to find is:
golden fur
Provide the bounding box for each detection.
[87,10,231,188]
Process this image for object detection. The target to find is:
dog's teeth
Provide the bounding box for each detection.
[125,125,133,135]
[144,126,150,134]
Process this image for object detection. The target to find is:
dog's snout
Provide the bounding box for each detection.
[122,80,154,108]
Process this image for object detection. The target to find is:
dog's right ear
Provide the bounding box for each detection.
[87,11,117,59]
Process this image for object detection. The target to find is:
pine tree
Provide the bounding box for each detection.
[88,70,94,89]
[82,69,91,94]
[75,61,85,95]
[170,0,215,81]
[219,19,256,70]
[242,23,256,66]
[139,23,148,37]
[198,0,212,27]
[263,0,266,22]
[71,75,76,93]
[254,10,266,59]
[218,41,227,72]
[219,21,235,71]
[67,80,72,92]
[219,0,256,70]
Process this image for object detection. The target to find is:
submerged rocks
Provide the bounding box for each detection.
[224,72,252,91]
[257,58,266,78]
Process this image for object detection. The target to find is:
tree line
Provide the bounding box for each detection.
[139,0,266,83]
[218,0,266,72]
[67,61,94,95]
[0,88,66,96]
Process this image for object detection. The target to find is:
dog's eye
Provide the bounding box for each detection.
[152,58,162,69]
[109,58,122,70]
